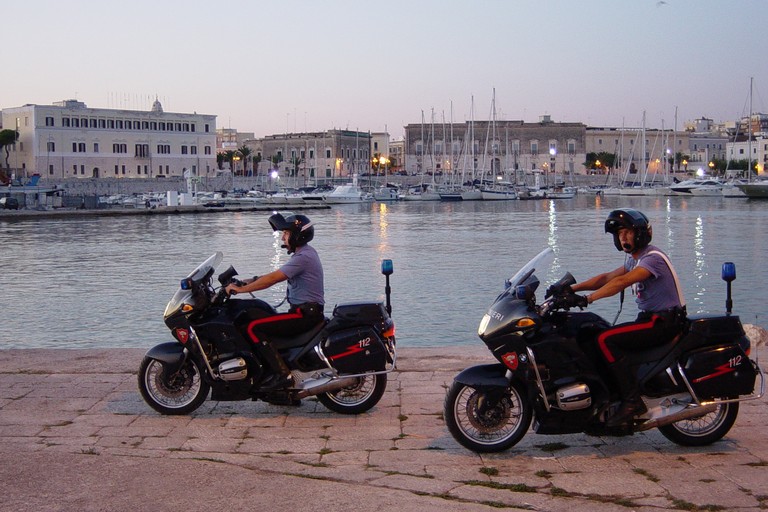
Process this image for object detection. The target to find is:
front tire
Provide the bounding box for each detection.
[444,380,532,453]
[658,402,739,446]
[138,356,210,415]
[317,374,387,414]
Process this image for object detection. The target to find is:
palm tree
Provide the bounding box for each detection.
[237,146,253,176]
[0,129,19,173]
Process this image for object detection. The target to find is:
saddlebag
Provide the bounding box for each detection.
[322,326,389,374]
[681,343,757,401]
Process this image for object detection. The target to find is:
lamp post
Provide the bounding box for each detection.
[708,161,715,176]
[549,148,556,188]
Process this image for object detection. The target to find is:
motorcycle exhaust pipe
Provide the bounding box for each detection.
[636,403,717,431]
[295,376,357,399]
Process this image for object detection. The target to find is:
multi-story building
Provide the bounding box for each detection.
[585,127,691,175]
[216,128,254,153]
[1,99,217,179]
[246,130,372,186]
[404,115,586,180]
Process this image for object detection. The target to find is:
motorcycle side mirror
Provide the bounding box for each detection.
[515,285,534,300]
[381,259,394,276]
[217,265,238,286]
[722,262,736,282]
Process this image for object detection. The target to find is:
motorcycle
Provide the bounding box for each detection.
[445,247,764,453]
[139,253,396,415]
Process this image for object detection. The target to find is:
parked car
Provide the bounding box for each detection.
[0,197,20,210]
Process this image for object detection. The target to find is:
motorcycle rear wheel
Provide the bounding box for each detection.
[658,402,739,446]
[138,356,210,415]
[316,374,387,414]
[444,381,532,453]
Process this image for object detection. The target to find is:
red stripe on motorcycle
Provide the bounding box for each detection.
[597,315,659,363]
[329,343,366,360]
[246,311,304,344]
[692,362,735,383]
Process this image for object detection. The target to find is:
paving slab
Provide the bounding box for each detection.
[0,344,765,511]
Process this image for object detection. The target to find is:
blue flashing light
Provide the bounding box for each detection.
[381,259,394,276]
[180,278,193,290]
[722,262,736,282]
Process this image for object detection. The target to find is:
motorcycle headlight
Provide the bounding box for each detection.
[478,314,491,336]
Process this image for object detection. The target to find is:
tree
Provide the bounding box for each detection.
[223,150,237,174]
[0,129,19,173]
[237,145,253,176]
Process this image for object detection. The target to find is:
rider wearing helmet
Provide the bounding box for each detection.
[226,213,325,391]
[570,208,686,427]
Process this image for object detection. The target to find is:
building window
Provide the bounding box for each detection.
[116,120,124,129]
[191,146,197,155]
[99,119,106,129]
[181,145,188,155]
[45,116,55,127]
[326,148,331,158]
[112,143,127,154]
[204,146,211,155]
[531,142,538,155]
[142,121,149,130]
[151,122,157,130]
[73,118,80,128]
[191,125,196,133]
[157,144,170,154]
[63,117,70,127]
[93,143,99,153]
[204,124,210,133]
[49,164,54,175]
[90,119,97,128]
[115,165,119,175]
[135,144,149,158]
[47,141,55,152]
[183,123,190,131]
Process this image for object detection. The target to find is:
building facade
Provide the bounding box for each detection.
[585,127,691,175]
[1,99,217,179]
[246,130,372,186]
[404,116,586,181]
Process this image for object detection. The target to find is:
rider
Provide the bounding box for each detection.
[570,208,686,427]
[226,213,325,390]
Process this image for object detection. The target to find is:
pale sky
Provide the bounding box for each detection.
[4,0,766,138]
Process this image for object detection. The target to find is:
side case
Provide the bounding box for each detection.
[681,343,756,401]
[322,327,388,374]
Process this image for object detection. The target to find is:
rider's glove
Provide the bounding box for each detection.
[571,294,589,308]
[545,283,572,298]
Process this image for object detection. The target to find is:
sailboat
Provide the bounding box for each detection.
[404,111,441,201]
[735,78,768,198]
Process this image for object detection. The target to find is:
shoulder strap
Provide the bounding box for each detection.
[645,250,686,307]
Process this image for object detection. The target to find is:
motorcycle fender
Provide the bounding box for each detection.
[454,363,511,389]
[145,342,187,375]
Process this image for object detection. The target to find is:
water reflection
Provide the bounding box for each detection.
[1,195,766,348]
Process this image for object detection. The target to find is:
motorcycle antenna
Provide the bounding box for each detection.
[722,262,736,315]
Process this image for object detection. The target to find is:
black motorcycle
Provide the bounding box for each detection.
[445,248,764,452]
[139,253,396,415]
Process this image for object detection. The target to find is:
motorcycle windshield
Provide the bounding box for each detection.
[506,247,555,289]
[164,252,223,319]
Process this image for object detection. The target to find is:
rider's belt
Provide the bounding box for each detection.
[290,302,324,316]
[641,306,686,325]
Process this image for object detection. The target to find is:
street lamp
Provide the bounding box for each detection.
[708,161,715,175]
[549,148,556,188]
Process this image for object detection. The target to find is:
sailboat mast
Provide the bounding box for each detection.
[748,76,753,182]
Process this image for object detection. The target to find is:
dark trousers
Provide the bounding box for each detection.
[245,303,324,375]
[597,308,684,399]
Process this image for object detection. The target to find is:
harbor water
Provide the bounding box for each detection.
[1,194,766,349]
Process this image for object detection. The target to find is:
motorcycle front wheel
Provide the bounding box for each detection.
[138,356,210,415]
[317,374,387,414]
[657,402,739,446]
[444,381,532,453]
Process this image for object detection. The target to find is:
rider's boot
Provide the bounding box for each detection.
[606,361,646,427]
[258,341,294,391]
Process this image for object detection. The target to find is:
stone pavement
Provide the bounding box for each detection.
[0,345,766,512]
